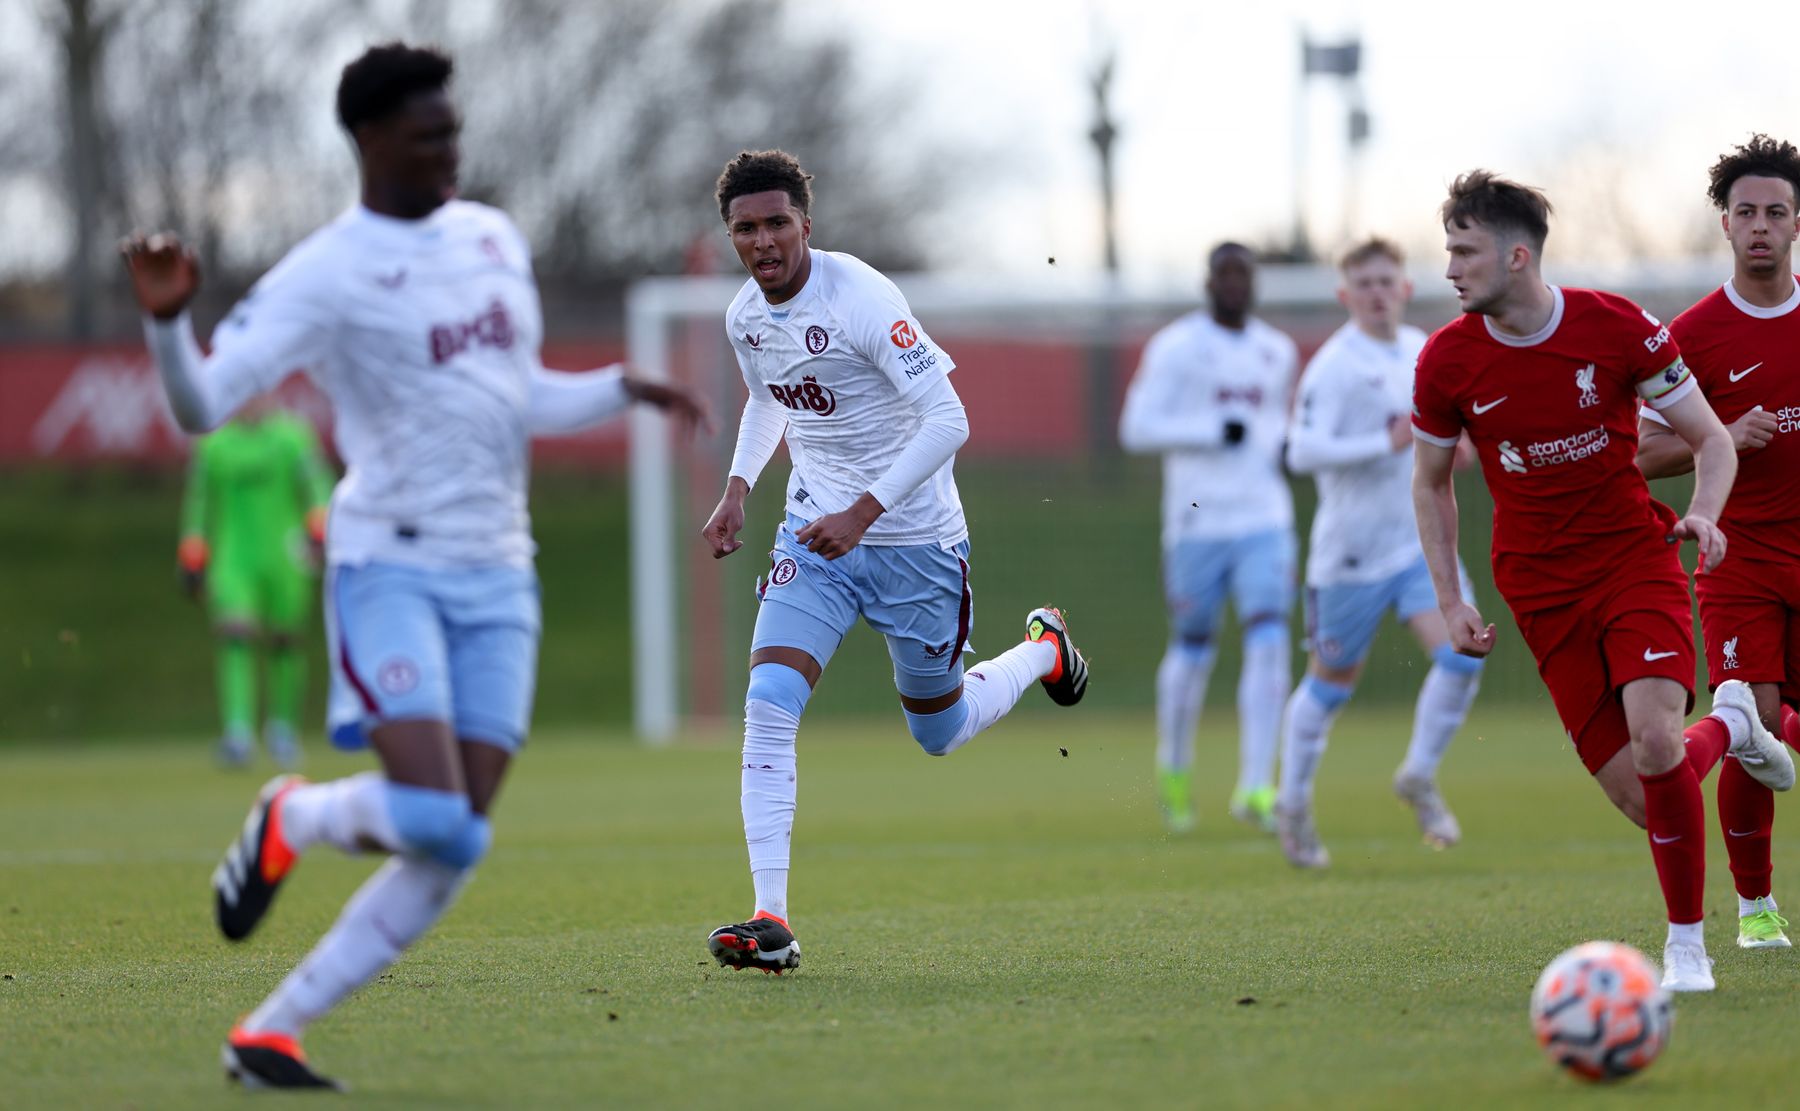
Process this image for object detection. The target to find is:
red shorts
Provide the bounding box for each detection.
[1696,555,1800,701]
[1510,568,1696,775]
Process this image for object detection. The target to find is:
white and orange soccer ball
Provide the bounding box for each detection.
[1529,941,1672,1081]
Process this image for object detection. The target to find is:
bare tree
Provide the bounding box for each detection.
[11,0,971,337]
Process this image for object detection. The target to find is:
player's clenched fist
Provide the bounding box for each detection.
[1729,406,1777,454]
[703,478,750,559]
[1442,600,1497,658]
[119,232,201,320]
[1671,513,1727,573]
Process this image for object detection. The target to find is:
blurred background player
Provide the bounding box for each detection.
[1120,242,1298,833]
[1277,238,1482,868]
[179,392,333,767]
[123,43,708,1088]
[701,149,1088,974]
[1412,170,1792,992]
[1637,134,1800,950]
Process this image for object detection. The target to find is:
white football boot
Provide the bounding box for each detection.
[1714,680,1795,792]
[1661,937,1715,993]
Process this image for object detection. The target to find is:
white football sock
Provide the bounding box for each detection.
[753,869,789,922]
[244,855,467,1037]
[1277,679,1343,811]
[278,771,402,855]
[742,696,799,879]
[951,640,1055,744]
[1666,920,1704,946]
[1739,893,1779,917]
[1711,704,1752,746]
[1154,644,1214,773]
[1236,630,1290,796]
[1398,663,1480,781]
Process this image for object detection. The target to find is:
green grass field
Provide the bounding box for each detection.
[5,707,1797,1109]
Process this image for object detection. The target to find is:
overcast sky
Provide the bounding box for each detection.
[5,0,1794,284]
[828,0,1800,280]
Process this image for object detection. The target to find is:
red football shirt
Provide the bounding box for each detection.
[1655,279,1800,563]
[1413,286,1696,612]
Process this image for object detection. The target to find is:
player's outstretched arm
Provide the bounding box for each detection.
[1413,436,1494,657]
[526,365,713,438]
[122,231,329,434]
[1656,389,1736,572]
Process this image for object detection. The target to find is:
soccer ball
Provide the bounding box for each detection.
[1529,941,1672,1081]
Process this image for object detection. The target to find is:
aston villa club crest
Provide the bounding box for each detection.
[805,325,830,355]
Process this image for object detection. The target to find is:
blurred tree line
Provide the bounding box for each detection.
[5,0,951,339]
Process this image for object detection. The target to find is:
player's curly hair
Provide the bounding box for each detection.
[336,42,454,133]
[1338,236,1404,272]
[716,150,814,223]
[1706,134,1800,211]
[1441,170,1552,252]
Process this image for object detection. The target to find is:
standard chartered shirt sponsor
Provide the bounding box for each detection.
[1524,426,1609,467]
[726,249,967,548]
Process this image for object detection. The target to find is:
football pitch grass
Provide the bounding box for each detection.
[5,708,1798,1110]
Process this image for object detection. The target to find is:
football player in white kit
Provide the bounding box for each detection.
[1276,238,1483,868]
[122,44,708,1089]
[1120,243,1299,834]
[700,150,1090,973]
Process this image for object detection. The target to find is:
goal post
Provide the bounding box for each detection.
[622,260,1721,742]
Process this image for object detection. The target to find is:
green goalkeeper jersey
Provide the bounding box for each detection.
[181,413,334,571]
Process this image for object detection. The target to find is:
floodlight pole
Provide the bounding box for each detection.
[1089,51,1120,277]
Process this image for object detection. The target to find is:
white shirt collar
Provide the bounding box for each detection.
[1723,276,1800,319]
[1483,285,1564,348]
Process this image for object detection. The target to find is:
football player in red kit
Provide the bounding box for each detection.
[1411,170,1793,992]
[1638,134,1800,951]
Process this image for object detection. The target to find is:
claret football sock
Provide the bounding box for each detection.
[1682,715,1731,779]
[1641,761,1707,925]
[1718,754,1775,901]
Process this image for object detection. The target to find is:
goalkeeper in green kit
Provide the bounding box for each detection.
[178,394,334,766]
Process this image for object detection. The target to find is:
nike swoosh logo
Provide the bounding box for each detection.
[1651,833,1682,844]
[1472,397,1507,414]
[1644,649,1679,661]
[1728,362,1763,382]
[1728,828,1760,838]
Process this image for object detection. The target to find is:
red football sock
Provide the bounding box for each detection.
[1682,715,1730,780]
[1717,755,1774,900]
[1641,761,1706,925]
[1783,703,1800,749]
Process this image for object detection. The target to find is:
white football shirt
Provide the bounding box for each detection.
[1119,311,1298,545]
[1289,322,1429,586]
[196,201,546,568]
[726,249,967,547]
